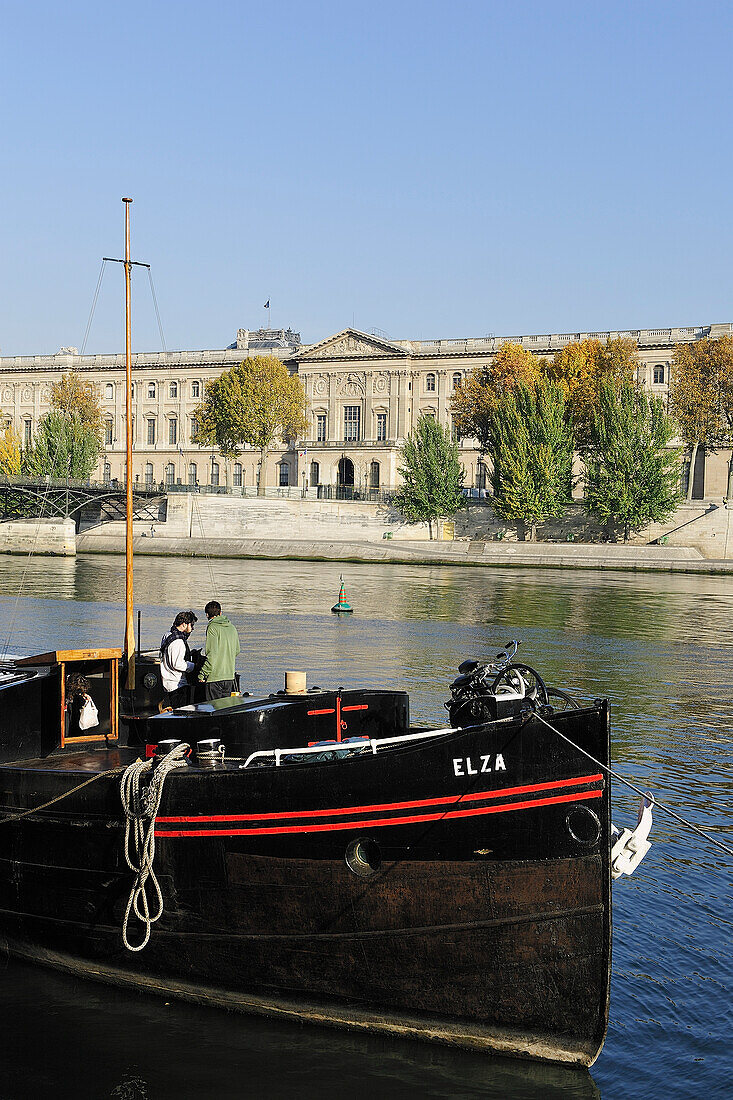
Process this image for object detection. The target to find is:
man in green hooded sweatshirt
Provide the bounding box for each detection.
[198,600,241,700]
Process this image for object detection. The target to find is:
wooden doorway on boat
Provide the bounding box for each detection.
[20,648,122,747]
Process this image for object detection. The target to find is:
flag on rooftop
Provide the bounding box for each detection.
[264,300,270,309]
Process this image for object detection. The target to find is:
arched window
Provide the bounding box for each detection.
[337,456,354,487]
[369,460,380,489]
[144,462,154,488]
[653,364,666,384]
[476,460,487,491]
[130,382,136,399]
[165,462,175,487]
[169,381,178,398]
[310,460,320,486]
[233,463,243,487]
[452,372,462,390]
[211,461,220,487]
[426,373,436,392]
[147,382,156,399]
[104,383,114,400]
[188,462,197,486]
[191,380,200,398]
[279,462,290,487]
[103,462,111,484]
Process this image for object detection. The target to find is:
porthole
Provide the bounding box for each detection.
[345,837,382,879]
[566,805,601,846]
[143,672,158,690]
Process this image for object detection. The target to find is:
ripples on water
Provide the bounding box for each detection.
[0,554,730,1099]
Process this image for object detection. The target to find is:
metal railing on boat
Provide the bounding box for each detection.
[237,725,461,769]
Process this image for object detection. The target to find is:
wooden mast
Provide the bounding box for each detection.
[123,197,135,687]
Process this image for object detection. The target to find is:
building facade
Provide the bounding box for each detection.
[1,322,731,497]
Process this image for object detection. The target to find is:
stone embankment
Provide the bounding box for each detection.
[71,494,733,574]
[3,494,733,572]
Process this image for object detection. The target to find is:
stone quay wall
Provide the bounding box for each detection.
[71,493,733,563]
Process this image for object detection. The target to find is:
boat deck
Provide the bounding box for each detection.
[0,747,141,773]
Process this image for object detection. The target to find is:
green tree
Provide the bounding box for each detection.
[487,379,574,541]
[393,415,465,539]
[23,411,103,480]
[193,356,309,495]
[450,341,541,453]
[583,380,682,542]
[669,336,733,500]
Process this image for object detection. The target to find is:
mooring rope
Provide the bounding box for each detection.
[120,742,190,952]
[533,711,733,861]
[0,767,125,825]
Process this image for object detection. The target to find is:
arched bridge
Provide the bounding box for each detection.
[0,477,166,526]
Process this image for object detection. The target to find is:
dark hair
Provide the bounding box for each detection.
[205,601,221,617]
[174,610,198,628]
[66,672,89,699]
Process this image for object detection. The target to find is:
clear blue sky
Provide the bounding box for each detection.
[1,0,732,355]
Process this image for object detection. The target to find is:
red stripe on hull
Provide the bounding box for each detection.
[156,773,604,825]
[155,788,603,838]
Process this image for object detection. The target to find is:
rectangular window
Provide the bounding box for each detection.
[344,406,361,442]
[147,418,156,445]
[24,420,32,447]
[376,412,387,441]
[316,414,327,442]
[168,418,177,446]
[653,365,665,384]
[190,417,199,442]
[233,463,243,487]
[104,420,113,446]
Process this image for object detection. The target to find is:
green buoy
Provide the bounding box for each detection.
[331,576,354,615]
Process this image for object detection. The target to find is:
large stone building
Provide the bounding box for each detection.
[1,321,731,497]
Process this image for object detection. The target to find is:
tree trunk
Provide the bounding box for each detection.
[727,452,733,501]
[427,519,433,540]
[257,448,268,497]
[686,442,699,501]
[529,522,537,542]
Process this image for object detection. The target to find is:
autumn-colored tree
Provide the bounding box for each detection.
[487,379,575,541]
[546,337,637,443]
[193,356,309,495]
[50,371,104,441]
[0,414,21,478]
[450,342,540,453]
[583,380,681,541]
[669,336,733,500]
[393,415,464,539]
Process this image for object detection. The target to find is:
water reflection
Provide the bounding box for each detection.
[0,959,600,1100]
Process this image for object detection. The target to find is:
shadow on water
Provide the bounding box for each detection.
[0,958,601,1100]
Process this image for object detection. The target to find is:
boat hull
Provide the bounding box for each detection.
[0,705,611,1066]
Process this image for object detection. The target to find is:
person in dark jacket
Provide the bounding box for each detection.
[198,601,241,700]
[160,610,199,708]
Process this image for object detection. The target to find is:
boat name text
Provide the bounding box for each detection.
[453,754,506,777]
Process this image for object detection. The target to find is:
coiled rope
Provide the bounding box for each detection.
[120,743,190,951]
[533,711,733,861]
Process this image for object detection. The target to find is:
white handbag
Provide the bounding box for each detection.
[78,697,99,731]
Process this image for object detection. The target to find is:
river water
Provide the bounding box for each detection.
[0,554,730,1100]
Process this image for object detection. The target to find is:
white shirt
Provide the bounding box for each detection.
[160,634,195,692]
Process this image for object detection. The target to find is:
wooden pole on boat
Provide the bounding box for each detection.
[123,197,135,689]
